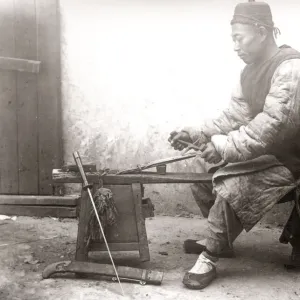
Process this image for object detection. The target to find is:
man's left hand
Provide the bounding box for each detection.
[200,142,222,164]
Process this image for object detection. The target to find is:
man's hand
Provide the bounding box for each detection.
[168,131,192,151]
[200,142,222,164]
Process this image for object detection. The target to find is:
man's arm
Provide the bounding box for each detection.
[182,79,251,145]
[211,59,300,163]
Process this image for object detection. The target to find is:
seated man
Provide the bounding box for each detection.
[169,1,300,290]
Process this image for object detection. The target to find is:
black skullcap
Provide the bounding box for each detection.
[231,2,273,28]
[231,1,280,37]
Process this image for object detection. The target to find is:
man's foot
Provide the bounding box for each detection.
[183,239,235,258]
[182,252,217,289]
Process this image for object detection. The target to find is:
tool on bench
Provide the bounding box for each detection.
[178,138,227,173]
[116,138,206,175]
[177,139,207,154]
[116,153,197,174]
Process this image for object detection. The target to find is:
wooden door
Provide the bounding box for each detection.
[0,0,61,196]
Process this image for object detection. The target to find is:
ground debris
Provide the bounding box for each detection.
[160,241,170,246]
[23,254,41,265]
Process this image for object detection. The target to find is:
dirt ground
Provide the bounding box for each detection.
[0,215,300,300]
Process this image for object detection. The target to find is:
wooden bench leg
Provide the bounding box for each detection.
[75,185,98,262]
[132,183,150,262]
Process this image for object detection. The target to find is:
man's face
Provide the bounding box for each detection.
[231,23,266,64]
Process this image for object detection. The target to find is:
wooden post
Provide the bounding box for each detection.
[75,183,100,262]
[75,188,91,262]
[131,183,150,262]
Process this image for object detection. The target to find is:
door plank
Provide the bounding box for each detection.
[0,1,18,193]
[0,195,78,206]
[0,205,76,218]
[36,0,62,195]
[15,0,39,194]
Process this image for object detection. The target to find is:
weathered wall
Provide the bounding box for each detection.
[60,0,300,221]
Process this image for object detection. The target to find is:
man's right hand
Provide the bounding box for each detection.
[168,131,192,151]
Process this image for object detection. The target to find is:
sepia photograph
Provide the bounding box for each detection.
[0,0,300,299]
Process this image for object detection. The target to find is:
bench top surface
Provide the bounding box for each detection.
[52,169,213,184]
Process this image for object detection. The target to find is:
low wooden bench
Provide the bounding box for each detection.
[52,167,213,262]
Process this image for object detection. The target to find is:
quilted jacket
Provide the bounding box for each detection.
[184,48,300,175]
[183,48,300,230]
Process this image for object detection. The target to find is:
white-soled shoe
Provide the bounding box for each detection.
[182,253,217,290]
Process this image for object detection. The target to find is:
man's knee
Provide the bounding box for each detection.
[191,183,214,218]
[189,156,221,217]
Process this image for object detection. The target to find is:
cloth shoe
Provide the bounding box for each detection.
[182,252,217,289]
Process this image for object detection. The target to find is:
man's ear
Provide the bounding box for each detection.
[258,25,268,41]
